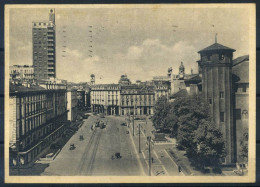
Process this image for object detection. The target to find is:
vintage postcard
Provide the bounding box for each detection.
[4,4,256,183]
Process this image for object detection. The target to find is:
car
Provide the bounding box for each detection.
[115,152,122,159]
[120,122,127,126]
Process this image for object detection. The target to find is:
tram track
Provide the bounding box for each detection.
[77,129,97,175]
[77,127,103,176]
[85,130,102,175]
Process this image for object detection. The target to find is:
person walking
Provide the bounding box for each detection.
[178,165,182,172]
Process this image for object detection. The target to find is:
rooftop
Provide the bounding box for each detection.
[10,83,46,94]
[232,55,249,83]
[198,42,236,53]
[233,55,249,66]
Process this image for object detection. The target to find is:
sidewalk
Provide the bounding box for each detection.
[128,119,182,176]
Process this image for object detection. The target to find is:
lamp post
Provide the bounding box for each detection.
[139,124,141,153]
[147,136,152,176]
[133,104,135,136]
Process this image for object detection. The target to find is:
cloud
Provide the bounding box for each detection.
[127,46,143,60]
[112,39,198,82]
[57,38,199,83]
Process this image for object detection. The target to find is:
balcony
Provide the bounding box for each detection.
[48,63,55,66]
[47,48,54,51]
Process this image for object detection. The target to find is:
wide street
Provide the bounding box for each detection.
[41,114,182,176]
[42,115,144,176]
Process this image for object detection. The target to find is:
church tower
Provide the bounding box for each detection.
[49,9,55,23]
[179,62,185,79]
[90,74,95,85]
[197,39,236,164]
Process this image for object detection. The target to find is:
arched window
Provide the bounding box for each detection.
[242,110,248,120]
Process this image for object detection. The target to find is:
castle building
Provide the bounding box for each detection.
[32,9,56,80]
[232,55,249,162]
[197,41,236,164]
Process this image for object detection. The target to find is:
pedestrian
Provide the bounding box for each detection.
[178,165,182,172]
[151,157,154,163]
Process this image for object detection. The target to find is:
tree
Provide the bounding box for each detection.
[239,128,248,163]
[191,120,226,171]
[152,96,170,131]
[175,95,211,149]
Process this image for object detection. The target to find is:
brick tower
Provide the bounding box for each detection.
[197,39,236,164]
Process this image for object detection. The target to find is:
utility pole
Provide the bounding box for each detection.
[148,136,151,176]
[139,124,141,153]
[133,104,135,136]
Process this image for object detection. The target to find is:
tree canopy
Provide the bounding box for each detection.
[152,94,226,171]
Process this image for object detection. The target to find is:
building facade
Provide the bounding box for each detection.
[153,80,170,102]
[197,42,236,164]
[91,84,121,115]
[67,89,78,122]
[9,81,67,166]
[9,65,34,80]
[33,9,56,80]
[120,85,155,116]
[232,55,249,162]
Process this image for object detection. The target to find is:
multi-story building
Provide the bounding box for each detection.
[120,85,155,116]
[9,80,67,166]
[32,9,56,80]
[91,84,121,115]
[197,41,236,164]
[171,62,200,94]
[67,88,78,122]
[9,65,34,80]
[153,80,170,102]
[232,55,249,162]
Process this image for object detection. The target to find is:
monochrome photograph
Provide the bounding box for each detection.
[4,4,256,183]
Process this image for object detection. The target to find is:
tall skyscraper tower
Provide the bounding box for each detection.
[197,40,236,164]
[32,9,56,80]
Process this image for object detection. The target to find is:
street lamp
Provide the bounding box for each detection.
[147,136,152,176]
[132,104,136,136]
[139,124,141,153]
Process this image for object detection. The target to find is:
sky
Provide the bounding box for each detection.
[8,6,250,84]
